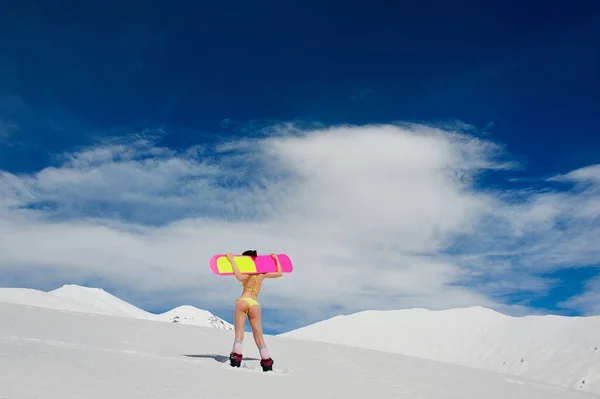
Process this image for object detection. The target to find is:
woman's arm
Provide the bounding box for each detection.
[227,253,248,282]
[264,253,283,278]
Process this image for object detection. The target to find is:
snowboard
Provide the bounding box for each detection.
[209,253,293,276]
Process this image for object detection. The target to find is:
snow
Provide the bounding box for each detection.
[0,284,233,329]
[158,305,233,329]
[49,284,154,319]
[0,287,117,316]
[1,301,596,399]
[280,306,600,394]
[1,286,598,398]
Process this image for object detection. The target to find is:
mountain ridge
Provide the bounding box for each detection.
[0,284,233,330]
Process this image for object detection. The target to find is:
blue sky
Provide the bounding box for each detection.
[0,0,599,334]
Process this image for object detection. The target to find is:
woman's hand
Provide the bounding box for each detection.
[265,253,283,278]
[227,253,247,282]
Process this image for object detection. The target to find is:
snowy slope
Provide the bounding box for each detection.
[0,287,117,316]
[49,284,154,319]
[156,305,234,329]
[0,284,233,330]
[280,306,600,394]
[0,301,596,399]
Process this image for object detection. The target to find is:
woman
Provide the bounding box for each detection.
[226,250,283,371]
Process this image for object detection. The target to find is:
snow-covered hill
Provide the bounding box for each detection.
[157,305,233,329]
[49,284,154,319]
[0,284,233,330]
[280,306,600,394]
[1,301,595,399]
[3,285,599,396]
[0,287,118,316]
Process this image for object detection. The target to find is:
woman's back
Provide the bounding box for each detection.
[241,274,264,299]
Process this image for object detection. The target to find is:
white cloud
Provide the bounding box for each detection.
[0,122,599,330]
[558,275,600,316]
[550,164,600,185]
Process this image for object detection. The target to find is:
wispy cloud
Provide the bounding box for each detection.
[0,122,599,330]
[0,119,18,142]
[550,164,600,186]
[558,275,600,316]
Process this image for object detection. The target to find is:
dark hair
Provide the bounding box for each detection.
[242,250,257,257]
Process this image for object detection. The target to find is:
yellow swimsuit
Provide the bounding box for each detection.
[236,274,260,314]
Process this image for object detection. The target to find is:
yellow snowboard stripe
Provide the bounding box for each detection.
[216,256,257,273]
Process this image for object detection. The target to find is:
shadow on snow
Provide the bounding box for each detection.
[183,354,260,363]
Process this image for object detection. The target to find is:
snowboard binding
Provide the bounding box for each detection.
[229,352,243,367]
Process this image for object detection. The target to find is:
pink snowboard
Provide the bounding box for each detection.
[209,253,293,276]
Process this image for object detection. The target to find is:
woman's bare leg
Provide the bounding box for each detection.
[232,301,248,354]
[248,305,270,360]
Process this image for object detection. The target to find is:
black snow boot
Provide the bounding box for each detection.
[229,352,242,367]
[260,357,273,372]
